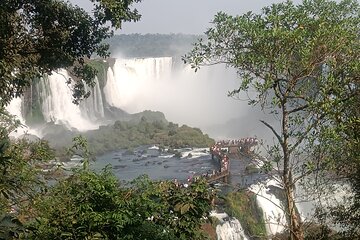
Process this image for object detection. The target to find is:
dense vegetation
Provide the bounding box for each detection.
[0,138,54,215]
[86,119,214,155]
[224,191,266,239]
[1,118,216,239]
[25,169,214,240]
[39,110,214,156]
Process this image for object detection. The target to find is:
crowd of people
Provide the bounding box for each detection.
[208,137,259,174]
[215,137,259,147]
[172,138,260,186]
[210,144,230,173]
[214,137,259,154]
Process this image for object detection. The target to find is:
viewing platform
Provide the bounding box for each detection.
[207,137,259,183]
[214,138,259,155]
[206,169,230,183]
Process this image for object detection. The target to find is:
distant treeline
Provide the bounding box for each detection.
[105,33,204,59]
[42,110,215,157]
[86,118,215,155]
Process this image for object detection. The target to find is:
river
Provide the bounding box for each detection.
[91,146,219,182]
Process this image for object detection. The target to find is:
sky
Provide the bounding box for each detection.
[70,0,303,34]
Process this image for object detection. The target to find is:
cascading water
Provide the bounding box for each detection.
[39,70,99,131]
[103,57,172,111]
[211,211,249,240]
[5,97,40,137]
[6,56,246,137]
[6,58,176,134]
[250,179,287,236]
[80,76,105,121]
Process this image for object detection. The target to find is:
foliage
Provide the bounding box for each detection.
[26,170,215,240]
[326,172,360,238]
[86,59,110,89]
[0,0,141,107]
[130,176,215,239]
[184,0,359,239]
[0,112,54,211]
[0,214,24,239]
[67,135,94,169]
[85,119,214,155]
[36,110,213,157]
[0,108,55,237]
[225,191,266,239]
[27,168,132,239]
[317,72,360,238]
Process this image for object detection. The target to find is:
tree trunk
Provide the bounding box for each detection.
[282,102,304,240]
[285,177,304,240]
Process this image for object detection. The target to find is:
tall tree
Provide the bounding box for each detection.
[184,0,359,239]
[0,0,141,106]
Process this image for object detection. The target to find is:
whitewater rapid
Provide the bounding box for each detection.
[211,211,249,240]
[250,179,287,236]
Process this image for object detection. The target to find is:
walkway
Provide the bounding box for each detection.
[207,137,259,183]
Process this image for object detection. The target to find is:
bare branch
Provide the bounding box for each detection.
[286,104,309,115]
[260,120,284,147]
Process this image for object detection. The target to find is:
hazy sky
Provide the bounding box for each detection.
[70,0,303,34]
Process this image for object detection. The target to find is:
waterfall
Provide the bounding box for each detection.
[211,211,249,240]
[5,97,40,137]
[6,57,175,134]
[250,179,287,236]
[5,56,244,137]
[39,70,99,131]
[103,57,172,111]
[80,76,105,121]
[103,65,117,108]
[102,56,244,129]
[92,76,105,118]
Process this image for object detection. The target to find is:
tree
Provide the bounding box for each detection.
[0,110,54,211]
[184,0,359,239]
[27,170,214,240]
[0,0,141,106]
[0,109,55,238]
[321,77,360,237]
